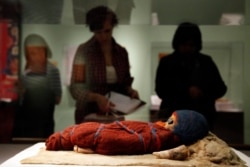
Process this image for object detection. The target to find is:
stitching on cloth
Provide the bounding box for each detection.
[93,124,104,146]
[116,121,146,152]
[148,122,161,151]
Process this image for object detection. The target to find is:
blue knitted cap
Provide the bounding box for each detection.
[172,110,209,144]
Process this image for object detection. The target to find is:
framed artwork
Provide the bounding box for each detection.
[0,1,21,102]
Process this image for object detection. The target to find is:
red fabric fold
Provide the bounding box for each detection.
[46,121,181,155]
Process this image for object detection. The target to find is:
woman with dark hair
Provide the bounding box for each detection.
[155,22,227,129]
[70,6,139,124]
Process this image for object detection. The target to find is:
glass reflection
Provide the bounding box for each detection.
[151,0,245,25]
[20,0,246,25]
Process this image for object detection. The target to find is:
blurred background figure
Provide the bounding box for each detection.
[13,34,62,138]
[155,22,227,130]
[70,6,139,124]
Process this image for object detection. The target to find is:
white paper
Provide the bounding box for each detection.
[106,91,145,115]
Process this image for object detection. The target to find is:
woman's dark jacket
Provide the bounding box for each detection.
[155,51,227,126]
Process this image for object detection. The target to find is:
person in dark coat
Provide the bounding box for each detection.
[155,22,227,129]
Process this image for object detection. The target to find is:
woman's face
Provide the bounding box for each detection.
[93,19,113,44]
[26,46,46,63]
[178,40,197,56]
[25,46,47,72]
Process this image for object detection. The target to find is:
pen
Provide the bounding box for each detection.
[106,91,111,116]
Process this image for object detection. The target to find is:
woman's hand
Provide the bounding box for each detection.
[90,93,115,113]
[189,86,203,99]
[127,87,139,99]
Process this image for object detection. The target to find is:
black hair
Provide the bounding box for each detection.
[172,22,202,51]
[86,5,118,32]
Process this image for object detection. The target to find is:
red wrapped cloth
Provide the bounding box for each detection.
[46,120,181,155]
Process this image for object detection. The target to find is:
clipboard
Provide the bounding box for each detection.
[106,91,146,116]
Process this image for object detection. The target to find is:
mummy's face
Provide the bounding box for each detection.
[164,112,177,131]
